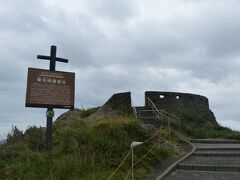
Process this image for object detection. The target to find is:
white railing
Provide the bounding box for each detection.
[132,106,138,118]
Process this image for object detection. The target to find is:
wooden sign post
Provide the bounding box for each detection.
[26,45,75,151]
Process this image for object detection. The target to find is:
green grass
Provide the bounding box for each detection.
[172,107,240,139]
[80,107,99,118]
[2,106,240,179]
[7,104,240,180]
[182,122,240,139]
[0,109,183,179]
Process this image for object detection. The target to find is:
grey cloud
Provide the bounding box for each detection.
[0,0,46,34]
[2,0,240,136]
[85,0,138,21]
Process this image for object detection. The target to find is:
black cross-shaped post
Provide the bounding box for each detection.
[37,45,68,151]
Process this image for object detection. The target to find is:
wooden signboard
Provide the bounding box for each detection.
[26,45,74,151]
[26,68,75,109]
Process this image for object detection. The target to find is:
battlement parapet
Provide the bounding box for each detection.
[145,91,209,110]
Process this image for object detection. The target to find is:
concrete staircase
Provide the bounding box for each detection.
[135,106,162,127]
[164,139,240,180]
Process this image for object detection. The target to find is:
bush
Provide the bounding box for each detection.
[6,126,23,144]
[24,126,45,151]
[80,107,99,118]
[0,113,182,179]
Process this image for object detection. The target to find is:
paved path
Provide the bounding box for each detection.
[163,139,240,180]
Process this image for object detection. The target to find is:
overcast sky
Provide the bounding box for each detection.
[1,0,240,138]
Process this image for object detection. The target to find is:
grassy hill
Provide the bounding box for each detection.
[1,106,240,179]
[175,107,240,139]
[0,108,186,179]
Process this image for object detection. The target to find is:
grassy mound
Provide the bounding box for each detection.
[0,109,184,179]
[174,108,240,139]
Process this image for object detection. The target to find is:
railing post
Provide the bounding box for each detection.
[132,148,134,180]
[168,121,171,142]
[147,97,182,134]
[179,118,181,133]
[132,106,138,118]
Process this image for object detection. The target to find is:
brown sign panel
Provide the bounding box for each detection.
[26,68,75,109]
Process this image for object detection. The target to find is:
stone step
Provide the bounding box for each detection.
[194,143,240,149]
[137,110,156,118]
[180,156,240,166]
[135,106,160,118]
[194,149,240,156]
[197,148,240,151]
[135,106,152,113]
[191,139,240,144]
[163,169,240,180]
[193,153,240,157]
[178,164,240,172]
[163,139,240,179]
[139,118,162,127]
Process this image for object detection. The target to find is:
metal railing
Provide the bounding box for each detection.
[132,106,138,118]
[146,97,181,133]
[160,109,181,133]
[138,109,161,119]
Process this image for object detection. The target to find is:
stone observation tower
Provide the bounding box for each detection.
[103,91,218,127]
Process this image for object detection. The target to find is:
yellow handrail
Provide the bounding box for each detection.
[147,97,181,131]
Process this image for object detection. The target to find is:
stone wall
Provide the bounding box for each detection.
[145,91,209,110]
[102,92,132,113]
[101,91,218,126]
[145,91,218,126]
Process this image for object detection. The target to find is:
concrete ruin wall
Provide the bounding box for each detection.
[145,91,209,110]
[145,91,218,126]
[102,91,218,126]
[102,92,132,113]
